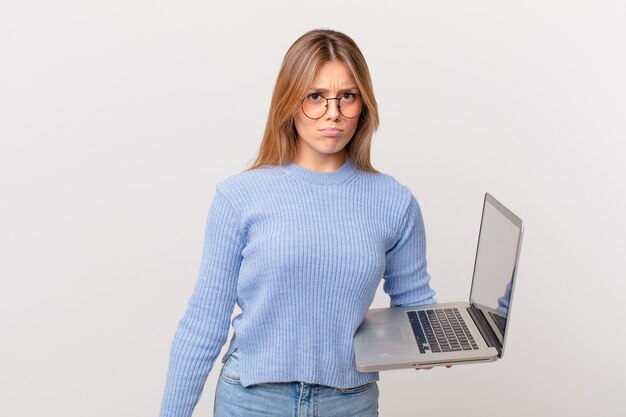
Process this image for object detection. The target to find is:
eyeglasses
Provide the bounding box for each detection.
[301,92,363,120]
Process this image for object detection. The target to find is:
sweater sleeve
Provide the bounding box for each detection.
[383,194,437,307]
[159,189,244,417]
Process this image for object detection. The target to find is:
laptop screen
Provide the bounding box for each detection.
[469,193,523,354]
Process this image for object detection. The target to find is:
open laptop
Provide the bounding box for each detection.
[354,193,523,371]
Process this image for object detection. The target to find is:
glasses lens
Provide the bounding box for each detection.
[338,93,362,119]
[302,94,327,119]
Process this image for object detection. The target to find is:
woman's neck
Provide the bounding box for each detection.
[292,150,349,173]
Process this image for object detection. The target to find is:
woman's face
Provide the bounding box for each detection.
[293,61,361,167]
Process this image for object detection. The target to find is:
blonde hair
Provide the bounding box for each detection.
[249,29,379,172]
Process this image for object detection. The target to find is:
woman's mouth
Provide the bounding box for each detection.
[319,128,343,137]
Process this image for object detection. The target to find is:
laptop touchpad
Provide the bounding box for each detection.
[362,325,404,343]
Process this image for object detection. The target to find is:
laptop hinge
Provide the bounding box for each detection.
[467,306,502,355]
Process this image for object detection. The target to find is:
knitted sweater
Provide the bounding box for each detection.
[159,159,436,417]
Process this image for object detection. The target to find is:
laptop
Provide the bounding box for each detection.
[354,193,523,371]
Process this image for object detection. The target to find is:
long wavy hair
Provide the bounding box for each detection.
[248,29,379,172]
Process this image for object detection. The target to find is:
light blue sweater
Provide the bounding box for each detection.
[160,159,436,417]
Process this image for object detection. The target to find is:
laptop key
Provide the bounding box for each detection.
[407,311,428,353]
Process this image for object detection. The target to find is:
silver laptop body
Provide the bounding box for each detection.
[354,193,523,371]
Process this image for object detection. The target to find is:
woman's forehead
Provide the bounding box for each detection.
[308,61,358,91]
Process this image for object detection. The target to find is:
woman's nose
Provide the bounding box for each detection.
[325,98,341,120]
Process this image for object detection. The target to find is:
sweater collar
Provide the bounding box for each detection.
[282,158,359,185]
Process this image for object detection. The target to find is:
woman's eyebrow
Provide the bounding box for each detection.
[308,86,359,93]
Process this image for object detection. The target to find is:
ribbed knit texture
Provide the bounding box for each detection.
[159,159,436,417]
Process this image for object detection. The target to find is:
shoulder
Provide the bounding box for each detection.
[215,165,284,207]
[363,170,409,189]
[357,170,415,206]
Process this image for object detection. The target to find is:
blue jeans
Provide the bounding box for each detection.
[214,351,379,417]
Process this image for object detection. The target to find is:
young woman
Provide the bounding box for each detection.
[159,29,436,417]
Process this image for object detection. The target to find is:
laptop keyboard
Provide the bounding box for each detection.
[407,308,479,353]
[489,312,507,335]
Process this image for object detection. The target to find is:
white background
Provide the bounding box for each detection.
[1,1,624,416]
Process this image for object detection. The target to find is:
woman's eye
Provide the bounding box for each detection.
[308,93,323,101]
[341,93,356,101]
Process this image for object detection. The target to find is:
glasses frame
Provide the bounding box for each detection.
[300,93,363,120]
